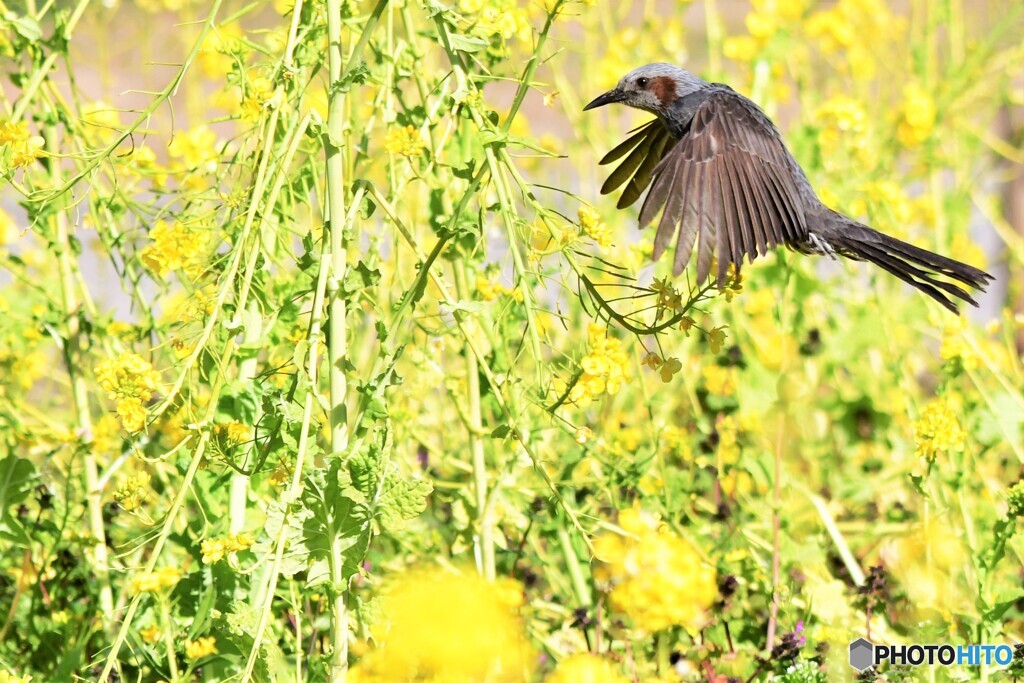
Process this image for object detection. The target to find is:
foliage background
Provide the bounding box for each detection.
[0,0,1022,681]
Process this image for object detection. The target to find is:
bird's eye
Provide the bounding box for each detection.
[636,77,650,88]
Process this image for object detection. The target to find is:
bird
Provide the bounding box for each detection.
[583,63,993,313]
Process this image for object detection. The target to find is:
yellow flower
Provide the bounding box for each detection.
[201,538,228,564]
[1,120,45,168]
[578,206,613,248]
[707,326,727,353]
[884,520,967,612]
[566,325,631,405]
[96,352,161,432]
[0,671,32,683]
[131,566,181,593]
[716,414,741,466]
[658,357,682,383]
[546,653,629,683]
[139,626,162,643]
[167,125,219,170]
[113,471,151,511]
[360,568,533,680]
[185,636,218,660]
[97,356,150,396]
[939,330,977,374]
[202,532,254,564]
[814,94,868,158]
[702,364,736,396]
[383,125,426,158]
[913,396,966,462]
[140,220,210,280]
[222,421,251,444]
[594,508,717,632]
[897,83,936,147]
[116,397,148,433]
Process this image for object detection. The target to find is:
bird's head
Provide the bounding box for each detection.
[583,63,705,117]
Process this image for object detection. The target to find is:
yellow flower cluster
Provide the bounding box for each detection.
[130,566,181,593]
[594,508,717,632]
[460,0,532,43]
[813,94,870,162]
[578,206,613,248]
[715,414,741,467]
[546,654,628,683]
[167,125,220,171]
[804,0,904,80]
[913,397,966,462]
[383,125,426,158]
[201,532,255,564]
[702,364,736,396]
[217,420,252,444]
[240,75,275,123]
[476,276,521,302]
[140,220,209,280]
[884,520,966,612]
[185,636,218,660]
[0,672,31,683]
[558,325,631,404]
[939,325,978,374]
[139,625,162,643]
[113,471,151,512]
[723,0,807,63]
[642,353,682,383]
[358,568,532,680]
[95,352,162,432]
[897,83,936,147]
[0,120,45,169]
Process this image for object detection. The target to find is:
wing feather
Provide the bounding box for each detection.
[596,88,809,282]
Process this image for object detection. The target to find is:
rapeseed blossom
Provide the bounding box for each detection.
[546,654,628,683]
[578,206,613,248]
[185,636,218,660]
[913,397,966,462]
[140,220,209,280]
[130,566,181,593]
[383,125,427,158]
[558,325,631,404]
[595,507,717,632]
[95,352,162,432]
[360,568,533,680]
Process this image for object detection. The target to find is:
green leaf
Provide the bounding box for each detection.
[341,261,382,296]
[4,12,42,42]
[448,33,489,53]
[376,474,432,531]
[331,62,371,95]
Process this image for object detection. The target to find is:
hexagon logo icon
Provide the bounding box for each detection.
[849,638,874,672]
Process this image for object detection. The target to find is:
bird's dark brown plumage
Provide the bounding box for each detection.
[586,63,994,313]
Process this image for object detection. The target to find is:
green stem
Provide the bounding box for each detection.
[323,1,388,679]
[453,261,496,581]
[45,125,115,625]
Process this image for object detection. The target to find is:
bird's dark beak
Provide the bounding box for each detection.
[583,88,627,111]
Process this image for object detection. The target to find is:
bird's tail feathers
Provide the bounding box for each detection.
[820,213,993,314]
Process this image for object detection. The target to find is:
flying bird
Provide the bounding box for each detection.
[584,63,992,313]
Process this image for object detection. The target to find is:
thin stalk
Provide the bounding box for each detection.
[323,1,389,679]
[98,98,292,683]
[557,525,591,608]
[231,302,262,535]
[454,261,495,580]
[46,125,115,624]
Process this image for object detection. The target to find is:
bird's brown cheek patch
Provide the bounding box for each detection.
[650,76,678,107]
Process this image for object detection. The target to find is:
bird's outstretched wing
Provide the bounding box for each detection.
[598,119,676,210]
[639,89,808,284]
